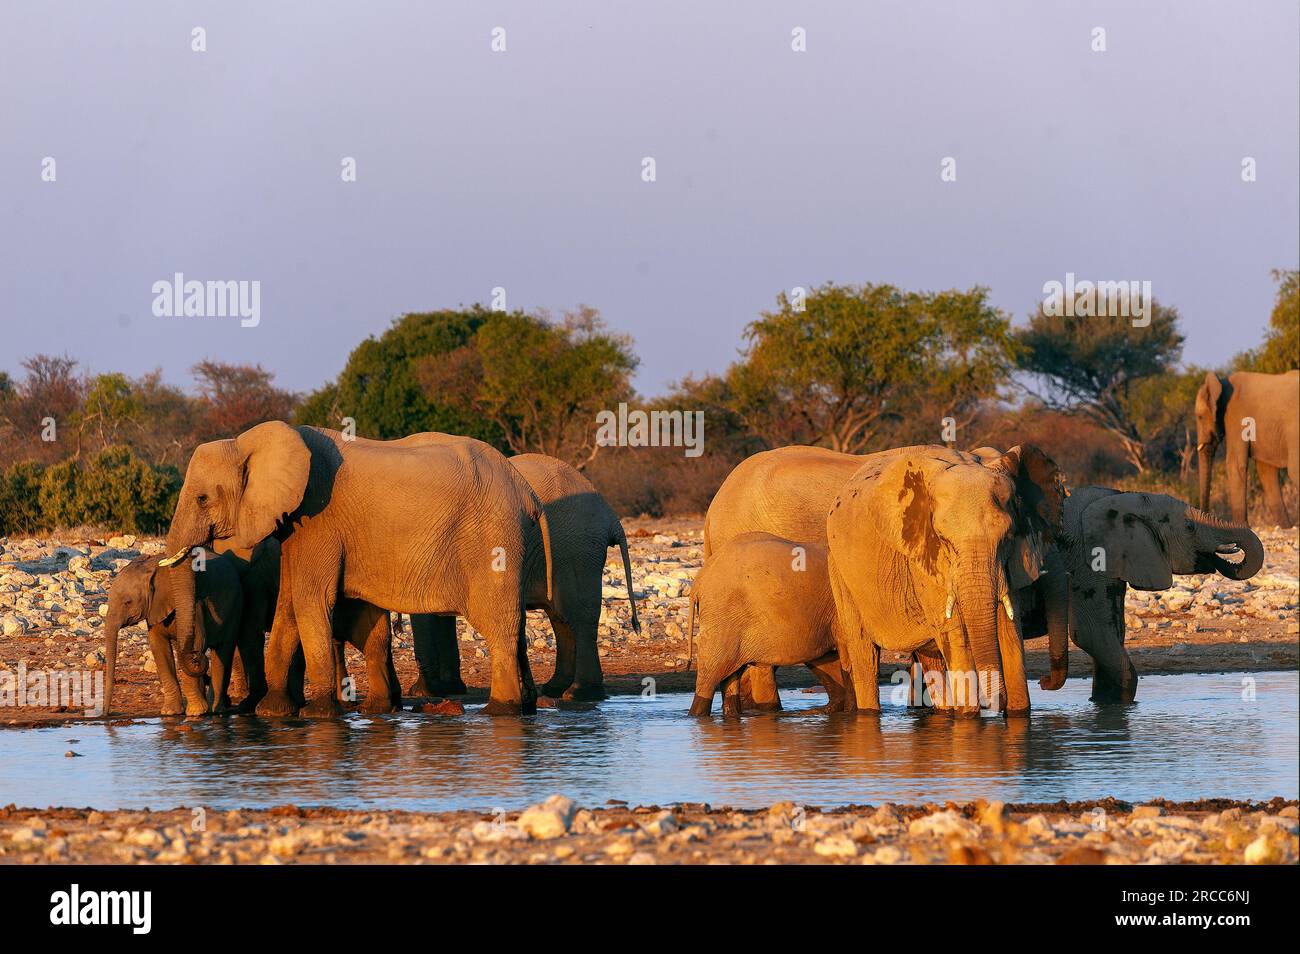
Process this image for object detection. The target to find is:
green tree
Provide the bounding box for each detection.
[725,283,1017,452]
[79,373,142,445]
[418,306,637,468]
[296,308,501,442]
[1016,296,1184,473]
[1240,268,1299,374]
[0,461,47,535]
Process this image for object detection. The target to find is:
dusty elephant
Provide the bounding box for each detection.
[685,532,845,717]
[825,445,1066,715]
[1196,369,1299,527]
[408,452,640,701]
[103,550,250,717]
[159,422,552,717]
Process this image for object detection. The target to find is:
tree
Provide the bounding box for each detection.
[191,361,299,441]
[1016,296,1184,473]
[295,308,501,442]
[0,354,85,465]
[724,283,1017,452]
[1240,268,1299,374]
[418,306,637,468]
[79,373,142,445]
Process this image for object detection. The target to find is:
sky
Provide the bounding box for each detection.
[2,0,1297,399]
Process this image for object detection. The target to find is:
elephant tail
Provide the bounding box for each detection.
[536,505,555,603]
[612,522,641,636]
[685,573,701,672]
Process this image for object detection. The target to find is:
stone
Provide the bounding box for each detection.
[2,615,29,637]
[909,810,980,840]
[641,811,679,837]
[813,834,859,859]
[1244,835,1286,865]
[517,795,577,840]
[1131,805,1164,819]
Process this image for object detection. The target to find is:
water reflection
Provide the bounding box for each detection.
[2,671,1295,811]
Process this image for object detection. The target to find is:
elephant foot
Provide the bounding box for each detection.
[255,690,298,718]
[301,694,343,718]
[721,695,742,719]
[160,702,183,717]
[409,676,468,698]
[481,697,523,716]
[561,682,607,702]
[1004,706,1030,719]
[540,678,570,698]
[687,695,712,716]
[183,707,209,720]
[361,697,399,715]
[949,706,981,719]
[747,699,782,713]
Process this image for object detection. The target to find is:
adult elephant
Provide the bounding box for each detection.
[409,453,641,701]
[826,445,1065,715]
[159,422,552,717]
[1196,370,1299,527]
[1024,487,1264,703]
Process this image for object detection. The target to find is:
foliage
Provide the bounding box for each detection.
[191,361,299,441]
[724,283,1017,452]
[1237,269,1299,374]
[0,461,47,536]
[1015,297,1184,473]
[295,308,502,443]
[32,446,180,534]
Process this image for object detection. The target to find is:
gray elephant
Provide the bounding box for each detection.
[103,550,250,717]
[409,452,640,702]
[1196,370,1299,527]
[1020,487,1264,703]
[685,532,845,717]
[159,422,553,717]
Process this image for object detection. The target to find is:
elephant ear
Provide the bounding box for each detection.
[1196,372,1225,440]
[992,444,1068,543]
[1079,493,1172,591]
[859,455,948,576]
[231,421,311,548]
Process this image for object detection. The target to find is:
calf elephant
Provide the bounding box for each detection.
[686,532,845,716]
[159,422,552,717]
[103,550,249,717]
[1196,370,1299,527]
[826,445,1065,715]
[409,453,641,702]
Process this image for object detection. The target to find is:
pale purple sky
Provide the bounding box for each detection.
[2,1,1297,397]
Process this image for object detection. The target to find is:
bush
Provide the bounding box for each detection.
[0,461,47,536]
[33,446,180,534]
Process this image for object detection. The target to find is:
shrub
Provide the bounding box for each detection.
[34,446,180,534]
[0,461,48,536]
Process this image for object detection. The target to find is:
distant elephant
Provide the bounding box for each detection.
[409,452,641,701]
[685,532,845,717]
[1023,487,1265,703]
[1196,370,1299,527]
[103,550,249,718]
[826,445,1066,715]
[159,422,553,717]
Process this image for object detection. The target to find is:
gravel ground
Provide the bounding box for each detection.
[2,798,1295,865]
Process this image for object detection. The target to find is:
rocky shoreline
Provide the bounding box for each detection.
[2,798,1295,865]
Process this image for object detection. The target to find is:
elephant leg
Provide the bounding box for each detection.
[688,667,720,716]
[938,625,980,717]
[148,625,183,716]
[541,612,577,699]
[410,615,464,697]
[997,606,1030,716]
[258,553,303,717]
[211,638,237,714]
[1257,462,1292,528]
[287,646,307,710]
[804,653,846,713]
[288,567,341,718]
[720,669,743,720]
[335,639,352,704]
[913,647,948,709]
[740,665,782,712]
[1226,444,1249,524]
[178,613,211,718]
[357,607,398,714]
[828,561,877,712]
[233,620,268,713]
[471,601,533,716]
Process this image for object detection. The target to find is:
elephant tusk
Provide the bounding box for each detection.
[1001,594,1014,621]
[945,592,955,620]
[158,547,191,568]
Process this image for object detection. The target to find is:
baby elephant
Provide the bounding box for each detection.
[103,551,252,718]
[686,532,846,717]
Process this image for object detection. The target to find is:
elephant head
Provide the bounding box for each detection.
[102,556,164,716]
[1063,487,1264,702]
[855,444,1065,711]
[161,421,311,678]
[1194,372,1228,512]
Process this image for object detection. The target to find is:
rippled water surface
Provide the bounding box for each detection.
[2,671,1295,811]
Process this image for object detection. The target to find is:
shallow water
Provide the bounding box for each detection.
[1,671,1295,811]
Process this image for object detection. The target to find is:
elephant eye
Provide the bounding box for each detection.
[197,494,209,506]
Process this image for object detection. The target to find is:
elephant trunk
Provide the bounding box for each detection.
[1039,557,1070,690]
[163,502,208,679]
[1197,442,1216,513]
[956,560,1003,712]
[1188,506,1265,581]
[103,615,121,717]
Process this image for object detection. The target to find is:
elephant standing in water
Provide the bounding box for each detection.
[1196,370,1299,527]
[410,453,640,701]
[826,445,1065,715]
[159,422,552,717]
[1021,488,1264,703]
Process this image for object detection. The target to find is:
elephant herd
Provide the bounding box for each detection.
[103,375,1289,720]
